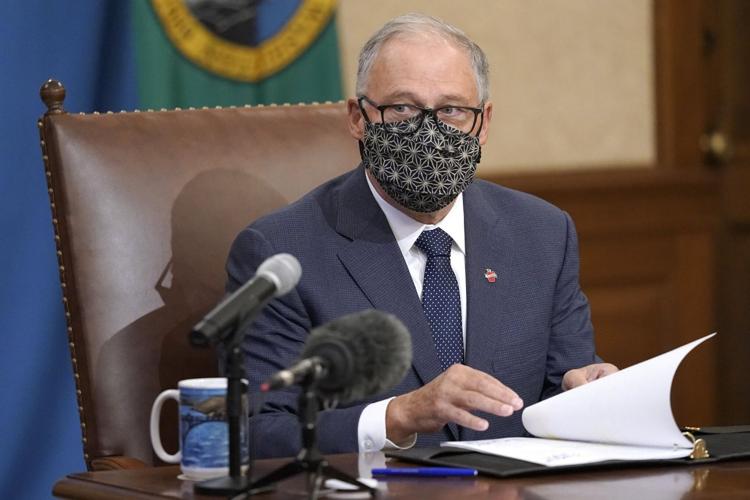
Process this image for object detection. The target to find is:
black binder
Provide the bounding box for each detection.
[387,427,750,478]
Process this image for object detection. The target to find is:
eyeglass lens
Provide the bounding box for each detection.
[379,104,478,135]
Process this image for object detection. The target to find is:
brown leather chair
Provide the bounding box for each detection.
[37,79,359,470]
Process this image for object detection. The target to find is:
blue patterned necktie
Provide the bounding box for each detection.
[415,228,464,371]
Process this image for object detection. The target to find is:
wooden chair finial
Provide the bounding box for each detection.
[41,79,66,115]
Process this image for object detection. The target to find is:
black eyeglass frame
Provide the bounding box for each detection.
[357,95,485,137]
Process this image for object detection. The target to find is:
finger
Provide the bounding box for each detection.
[563,369,588,390]
[587,363,618,381]
[442,405,491,431]
[458,369,524,409]
[586,367,605,381]
[456,390,517,417]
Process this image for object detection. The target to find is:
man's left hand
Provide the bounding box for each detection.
[562,363,618,391]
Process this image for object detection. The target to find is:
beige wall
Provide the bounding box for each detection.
[336,0,655,173]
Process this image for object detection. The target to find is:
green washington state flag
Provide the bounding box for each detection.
[134,0,343,108]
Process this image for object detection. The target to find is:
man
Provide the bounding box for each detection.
[226,13,616,458]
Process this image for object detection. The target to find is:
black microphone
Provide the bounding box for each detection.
[261,309,412,404]
[191,253,301,347]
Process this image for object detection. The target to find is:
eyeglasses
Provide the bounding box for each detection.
[358,95,484,137]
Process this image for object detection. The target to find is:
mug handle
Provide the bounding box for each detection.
[150,389,181,463]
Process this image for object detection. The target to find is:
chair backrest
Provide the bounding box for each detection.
[38,80,359,470]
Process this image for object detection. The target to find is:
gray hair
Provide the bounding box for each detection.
[355,13,490,103]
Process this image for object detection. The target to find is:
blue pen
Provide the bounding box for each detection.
[371,467,478,477]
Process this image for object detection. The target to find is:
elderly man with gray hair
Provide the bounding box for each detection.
[226,13,616,458]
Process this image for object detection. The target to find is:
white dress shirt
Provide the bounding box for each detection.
[357,173,467,452]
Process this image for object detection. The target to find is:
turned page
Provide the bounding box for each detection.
[442,333,715,466]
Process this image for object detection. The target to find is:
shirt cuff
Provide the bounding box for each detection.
[358,397,418,452]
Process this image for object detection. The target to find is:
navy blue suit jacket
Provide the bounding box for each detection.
[226,166,598,458]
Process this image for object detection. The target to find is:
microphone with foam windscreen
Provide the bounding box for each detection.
[261,310,412,404]
[191,253,301,347]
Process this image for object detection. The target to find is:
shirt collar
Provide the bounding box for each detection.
[365,172,466,256]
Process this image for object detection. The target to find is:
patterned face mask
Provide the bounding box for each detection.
[360,114,482,213]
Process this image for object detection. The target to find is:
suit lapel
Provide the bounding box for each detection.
[335,168,444,390]
[463,184,514,378]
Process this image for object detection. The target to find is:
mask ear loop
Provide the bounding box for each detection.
[358,139,368,166]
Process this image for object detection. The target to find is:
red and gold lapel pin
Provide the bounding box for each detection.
[484,268,497,283]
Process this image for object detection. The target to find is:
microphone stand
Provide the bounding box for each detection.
[247,371,377,500]
[193,317,271,497]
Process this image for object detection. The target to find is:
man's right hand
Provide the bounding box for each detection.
[385,364,524,445]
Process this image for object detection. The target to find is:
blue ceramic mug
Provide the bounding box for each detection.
[149,377,248,480]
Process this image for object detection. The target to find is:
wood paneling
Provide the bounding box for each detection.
[714,0,750,424]
[654,0,713,169]
[482,167,720,425]
[654,0,750,424]
[719,231,750,421]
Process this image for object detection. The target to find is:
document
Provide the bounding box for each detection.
[442,333,715,467]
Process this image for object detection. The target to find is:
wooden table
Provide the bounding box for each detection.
[53,453,750,499]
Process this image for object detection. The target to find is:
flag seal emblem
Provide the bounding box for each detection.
[152,0,336,82]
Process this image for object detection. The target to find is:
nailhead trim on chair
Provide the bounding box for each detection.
[37,100,91,462]
[66,99,345,116]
